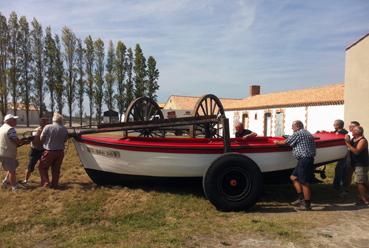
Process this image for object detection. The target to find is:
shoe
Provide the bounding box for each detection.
[296,202,312,211]
[355,200,369,206]
[1,180,9,189]
[290,199,303,206]
[2,178,8,185]
[17,182,27,189]
[339,190,349,198]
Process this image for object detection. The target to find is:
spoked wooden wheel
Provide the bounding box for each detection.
[124,97,165,137]
[191,94,225,138]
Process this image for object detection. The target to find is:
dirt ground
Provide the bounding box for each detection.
[2,139,369,248]
[189,190,369,248]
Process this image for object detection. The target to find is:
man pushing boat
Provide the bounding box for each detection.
[274,120,317,211]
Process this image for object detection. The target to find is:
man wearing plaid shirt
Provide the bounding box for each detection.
[275,120,316,210]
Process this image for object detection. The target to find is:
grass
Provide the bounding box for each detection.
[0,140,361,247]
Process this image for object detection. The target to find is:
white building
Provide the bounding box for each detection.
[162,83,344,137]
[225,84,344,137]
[1,104,42,126]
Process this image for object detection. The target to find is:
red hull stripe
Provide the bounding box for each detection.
[77,136,345,155]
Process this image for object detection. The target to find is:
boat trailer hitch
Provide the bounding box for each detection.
[314,165,327,180]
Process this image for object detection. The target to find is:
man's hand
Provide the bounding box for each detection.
[274,140,286,145]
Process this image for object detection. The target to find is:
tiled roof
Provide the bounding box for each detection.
[225,83,344,110]
[7,103,38,111]
[163,95,243,111]
[158,103,165,109]
[163,83,344,111]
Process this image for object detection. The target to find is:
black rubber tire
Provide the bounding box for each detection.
[203,153,263,212]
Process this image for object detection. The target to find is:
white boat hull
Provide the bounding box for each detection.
[72,139,347,178]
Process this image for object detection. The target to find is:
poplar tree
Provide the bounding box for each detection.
[133,44,146,98]
[84,35,95,127]
[114,41,126,121]
[62,26,77,127]
[44,26,57,113]
[146,56,159,100]
[125,47,134,109]
[8,12,20,115]
[94,38,104,124]
[76,38,84,126]
[18,16,32,126]
[0,13,8,120]
[31,18,45,118]
[54,34,64,115]
[104,40,115,123]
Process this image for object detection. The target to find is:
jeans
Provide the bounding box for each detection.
[333,158,348,189]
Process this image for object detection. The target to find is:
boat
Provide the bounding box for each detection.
[72,132,346,211]
[71,95,347,211]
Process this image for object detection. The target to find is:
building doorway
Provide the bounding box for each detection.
[264,112,272,136]
[275,112,284,136]
[242,113,249,129]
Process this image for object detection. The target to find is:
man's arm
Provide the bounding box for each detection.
[346,139,368,155]
[274,133,297,145]
[8,129,28,147]
[243,132,257,139]
[40,126,48,143]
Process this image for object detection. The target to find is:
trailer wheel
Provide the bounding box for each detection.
[203,153,263,212]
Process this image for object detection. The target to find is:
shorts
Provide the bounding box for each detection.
[354,166,368,184]
[291,157,314,185]
[0,157,19,172]
[27,148,44,172]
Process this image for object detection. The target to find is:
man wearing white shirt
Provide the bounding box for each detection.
[0,114,28,192]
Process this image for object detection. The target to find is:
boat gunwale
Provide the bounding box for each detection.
[75,133,345,154]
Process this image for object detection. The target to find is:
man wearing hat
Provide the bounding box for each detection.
[0,114,28,192]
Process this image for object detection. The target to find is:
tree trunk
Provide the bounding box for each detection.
[50,90,54,114]
[69,103,72,127]
[26,104,29,127]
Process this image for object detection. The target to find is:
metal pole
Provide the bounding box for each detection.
[222,117,231,153]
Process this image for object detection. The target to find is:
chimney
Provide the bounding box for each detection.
[249,85,260,97]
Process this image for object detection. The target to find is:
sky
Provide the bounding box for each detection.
[1,0,369,105]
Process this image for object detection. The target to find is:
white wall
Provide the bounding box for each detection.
[307,105,344,134]
[226,104,344,137]
[1,109,40,125]
[247,109,264,136]
[283,107,306,135]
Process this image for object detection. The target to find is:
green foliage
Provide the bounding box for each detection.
[147,56,159,100]
[84,35,95,127]
[0,11,161,126]
[104,40,115,123]
[8,11,20,115]
[125,47,134,110]
[18,16,32,126]
[0,13,8,119]
[94,38,104,124]
[44,26,57,113]
[76,38,85,126]
[133,44,146,98]
[62,26,77,127]
[54,34,64,115]
[114,41,126,120]
[31,17,45,117]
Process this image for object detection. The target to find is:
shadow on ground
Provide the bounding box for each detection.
[23,177,366,213]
